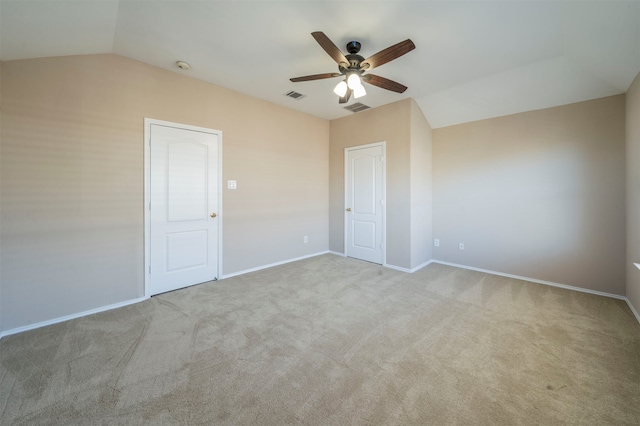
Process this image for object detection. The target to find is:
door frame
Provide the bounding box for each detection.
[344,141,387,265]
[143,118,223,298]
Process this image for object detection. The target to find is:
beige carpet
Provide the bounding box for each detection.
[1,254,639,425]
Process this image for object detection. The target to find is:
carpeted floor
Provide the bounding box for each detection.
[1,254,639,425]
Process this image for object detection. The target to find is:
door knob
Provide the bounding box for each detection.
[346,208,351,212]
[210,212,217,218]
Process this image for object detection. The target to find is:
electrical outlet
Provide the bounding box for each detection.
[303,236,308,244]
[227,180,237,190]
[434,239,440,247]
[459,243,465,250]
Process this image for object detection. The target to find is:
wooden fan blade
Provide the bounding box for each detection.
[290,72,341,82]
[312,31,349,67]
[339,88,352,104]
[362,74,408,93]
[360,39,415,70]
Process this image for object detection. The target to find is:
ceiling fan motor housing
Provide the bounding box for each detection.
[340,53,365,74]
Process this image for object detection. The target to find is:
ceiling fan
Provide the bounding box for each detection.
[290,31,415,104]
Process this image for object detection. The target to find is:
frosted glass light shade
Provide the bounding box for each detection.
[333,81,348,97]
[353,83,366,98]
[347,73,361,89]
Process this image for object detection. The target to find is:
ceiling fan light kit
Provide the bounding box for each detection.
[290,31,415,104]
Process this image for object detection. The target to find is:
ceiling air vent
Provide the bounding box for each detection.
[344,102,370,113]
[284,91,306,100]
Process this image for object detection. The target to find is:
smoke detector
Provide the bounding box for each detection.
[176,61,191,70]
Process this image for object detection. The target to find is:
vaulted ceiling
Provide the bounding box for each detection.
[1,1,639,128]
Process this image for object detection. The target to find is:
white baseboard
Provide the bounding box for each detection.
[625,298,640,325]
[1,251,333,340]
[0,296,149,340]
[431,260,626,300]
[410,259,434,273]
[384,264,411,273]
[431,260,640,326]
[327,252,431,274]
[221,251,330,279]
[385,259,434,274]
[5,254,637,340]
[327,253,433,274]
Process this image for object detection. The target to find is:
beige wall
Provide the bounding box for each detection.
[1,52,634,333]
[0,54,329,332]
[433,95,626,295]
[329,99,412,269]
[409,99,433,268]
[626,72,640,314]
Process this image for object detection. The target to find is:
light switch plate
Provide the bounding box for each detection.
[227,180,237,190]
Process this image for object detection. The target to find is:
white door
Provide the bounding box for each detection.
[148,123,220,295]
[345,143,384,264]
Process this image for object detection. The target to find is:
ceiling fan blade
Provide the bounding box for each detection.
[290,72,341,82]
[339,88,352,104]
[312,31,349,67]
[362,74,408,93]
[360,39,415,70]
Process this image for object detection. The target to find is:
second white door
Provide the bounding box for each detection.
[149,122,220,296]
[345,144,384,264]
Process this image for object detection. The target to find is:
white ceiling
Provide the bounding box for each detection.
[1,1,639,128]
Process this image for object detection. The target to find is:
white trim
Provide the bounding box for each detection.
[385,264,412,273]
[410,259,434,273]
[625,298,640,324]
[385,259,434,274]
[144,118,152,297]
[432,260,626,300]
[143,118,223,297]
[634,263,640,271]
[0,251,326,339]
[4,256,637,339]
[0,296,148,340]
[344,142,387,266]
[218,133,224,277]
[221,251,330,279]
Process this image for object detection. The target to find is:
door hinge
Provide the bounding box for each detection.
[380,156,384,162]
[380,199,384,206]
[380,243,384,249]
[148,265,151,274]
[149,201,151,210]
